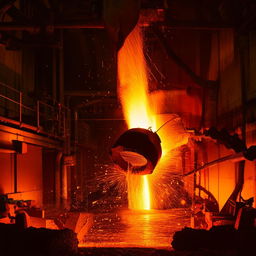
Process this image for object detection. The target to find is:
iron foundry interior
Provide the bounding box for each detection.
[1,1,256,255]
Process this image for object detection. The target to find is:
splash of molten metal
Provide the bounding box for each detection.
[118,26,153,210]
[142,175,151,210]
[118,26,155,131]
[126,170,151,210]
[118,25,190,211]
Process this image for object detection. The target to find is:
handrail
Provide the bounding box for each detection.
[183,152,244,177]
[0,81,20,93]
[0,94,20,105]
[38,100,55,109]
[0,83,69,138]
[0,94,35,112]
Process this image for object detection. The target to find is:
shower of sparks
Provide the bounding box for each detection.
[88,137,192,211]
[118,26,156,131]
[86,165,128,211]
[117,24,191,210]
[71,21,191,215]
[84,150,185,212]
[149,151,192,209]
[118,25,154,210]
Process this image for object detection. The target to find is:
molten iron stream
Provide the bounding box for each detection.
[118,26,154,210]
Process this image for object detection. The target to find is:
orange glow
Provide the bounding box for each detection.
[80,209,190,248]
[153,114,189,156]
[180,199,186,206]
[142,175,151,210]
[118,26,155,131]
[118,26,189,210]
[118,26,153,210]
[126,170,151,210]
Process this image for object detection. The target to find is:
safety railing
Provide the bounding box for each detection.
[0,81,70,138]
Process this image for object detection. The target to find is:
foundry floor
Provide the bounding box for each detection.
[78,209,240,256]
[78,247,238,256]
[80,208,190,248]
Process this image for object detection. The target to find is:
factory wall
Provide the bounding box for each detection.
[196,137,256,210]
[0,3,64,210]
[149,27,256,211]
[42,150,58,208]
[0,144,43,207]
[0,153,14,194]
[0,39,22,89]
[0,43,22,120]
[194,30,256,210]
[237,126,256,205]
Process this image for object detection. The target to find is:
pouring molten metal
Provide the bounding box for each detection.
[110,128,162,175]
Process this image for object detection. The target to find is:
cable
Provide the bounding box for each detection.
[155,115,180,133]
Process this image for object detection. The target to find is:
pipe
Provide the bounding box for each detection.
[183,152,244,177]
[65,90,116,97]
[52,48,57,100]
[219,160,245,215]
[0,20,234,32]
[55,151,62,208]
[152,26,219,88]
[58,1,68,209]
[61,104,72,209]
[0,22,104,32]
[79,118,125,121]
[220,33,249,215]
[59,30,64,104]
[13,153,17,193]
[5,6,30,23]
[61,163,68,208]
[238,35,248,142]
[74,111,78,146]
[0,0,15,21]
